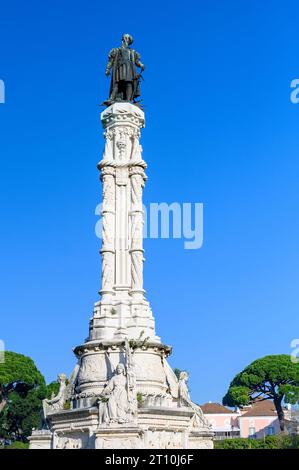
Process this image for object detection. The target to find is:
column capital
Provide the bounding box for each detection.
[101,102,145,130]
[129,164,147,179]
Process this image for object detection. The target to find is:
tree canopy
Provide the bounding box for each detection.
[0,351,46,441]
[223,354,299,431]
[0,351,45,399]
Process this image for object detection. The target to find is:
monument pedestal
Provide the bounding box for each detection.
[37,406,213,449]
[30,102,213,449]
[28,430,52,449]
[95,426,143,449]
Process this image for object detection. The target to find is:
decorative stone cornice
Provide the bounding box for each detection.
[101,102,145,130]
[73,340,172,358]
[97,160,147,171]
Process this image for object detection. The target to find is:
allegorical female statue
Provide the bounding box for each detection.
[98,341,137,425]
[178,371,210,428]
[42,373,67,428]
[105,33,145,104]
[99,363,128,424]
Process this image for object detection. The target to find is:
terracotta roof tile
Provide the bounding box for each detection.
[241,400,277,417]
[200,403,234,414]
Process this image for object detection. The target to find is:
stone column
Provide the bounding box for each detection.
[98,103,145,301]
[114,166,130,295]
[130,165,146,299]
[90,102,159,341]
[99,166,115,300]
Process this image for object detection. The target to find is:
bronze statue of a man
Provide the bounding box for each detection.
[105,34,145,105]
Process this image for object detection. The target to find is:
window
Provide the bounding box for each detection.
[267,426,274,436]
[249,427,256,438]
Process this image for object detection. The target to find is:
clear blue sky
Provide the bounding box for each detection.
[0,0,298,404]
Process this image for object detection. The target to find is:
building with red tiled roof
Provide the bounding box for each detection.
[200,400,281,440]
[240,399,277,417]
[238,400,280,438]
[199,402,240,440]
[201,403,234,415]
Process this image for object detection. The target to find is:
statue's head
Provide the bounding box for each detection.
[179,371,189,382]
[122,34,133,47]
[116,363,125,375]
[58,373,67,383]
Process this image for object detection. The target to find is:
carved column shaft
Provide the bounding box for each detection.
[98,102,146,302]
[115,168,130,290]
[130,169,146,297]
[100,168,115,298]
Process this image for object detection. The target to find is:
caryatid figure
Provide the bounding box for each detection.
[105,34,145,104]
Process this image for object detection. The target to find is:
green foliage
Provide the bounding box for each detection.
[99,396,108,403]
[223,355,299,406]
[129,331,150,350]
[173,369,182,380]
[214,435,299,449]
[0,351,47,442]
[0,352,70,445]
[3,441,29,449]
[63,399,71,410]
[279,384,299,403]
[0,385,47,441]
[0,351,45,403]
[223,355,299,430]
[45,381,60,400]
[136,392,144,404]
[214,438,259,449]
[223,386,250,407]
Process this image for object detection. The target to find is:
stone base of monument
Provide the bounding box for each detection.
[95,426,143,449]
[29,340,214,449]
[28,430,53,449]
[29,406,213,449]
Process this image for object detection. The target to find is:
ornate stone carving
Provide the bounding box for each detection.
[101,212,114,249]
[101,102,145,130]
[98,340,137,425]
[116,128,127,161]
[162,356,179,398]
[178,371,210,428]
[96,436,140,449]
[100,165,116,178]
[130,171,145,295]
[130,251,143,294]
[103,129,115,161]
[101,252,114,293]
[98,363,130,424]
[29,102,214,450]
[100,167,115,295]
[147,430,183,449]
[102,174,115,212]
[115,167,128,186]
[103,125,143,164]
[124,339,137,416]
[56,437,82,449]
[42,374,67,417]
[95,104,148,317]
[130,129,142,162]
[77,355,101,384]
[131,173,143,209]
[142,393,172,408]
